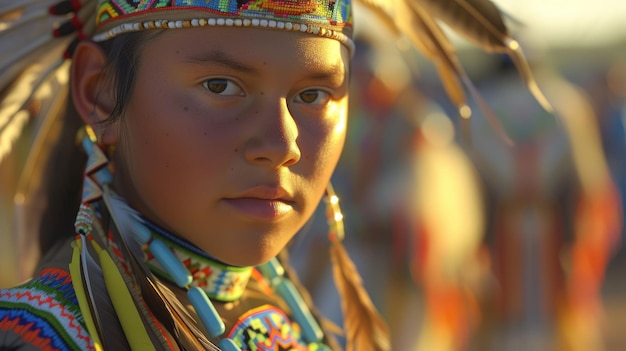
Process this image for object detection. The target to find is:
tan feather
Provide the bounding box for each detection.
[330,242,391,351]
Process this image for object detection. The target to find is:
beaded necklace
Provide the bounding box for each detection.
[106,192,331,350]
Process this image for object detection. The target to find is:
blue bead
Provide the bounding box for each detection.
[130,218,152,244]
[257,258,284,286]
[187,287,226,338]
[94,168,113,185]
[149,239,193,287]
[81,136,95,152]
[219,338,242,351]
[276,280,323,342]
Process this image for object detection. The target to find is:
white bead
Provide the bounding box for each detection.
[300,24,307,32]
[285,22,292,30]
[176,20,184,28]
[208,18,217,26]
[243,19,251,26]
[251,18,260,26]
[277,21,285,29]
[191,19,199,26]
[260,19,268,27]
[234,19,243,26]
[217,18,225,25]
[268,20,277,28]
[225,18,234,26]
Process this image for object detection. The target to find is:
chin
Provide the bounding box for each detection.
[207,241,283,268]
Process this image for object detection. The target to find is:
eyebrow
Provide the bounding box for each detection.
[183,50,257,73]
[306,62,346,82]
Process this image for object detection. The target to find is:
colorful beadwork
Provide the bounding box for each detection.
[0,268,94,351]
[93,0,354,51]
[142,221,253,302]
[227,304,309,351]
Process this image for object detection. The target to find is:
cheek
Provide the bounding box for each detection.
[305,103,348,171]
[121,92,210,195]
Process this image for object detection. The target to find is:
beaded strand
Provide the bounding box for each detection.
[92,17,355,54]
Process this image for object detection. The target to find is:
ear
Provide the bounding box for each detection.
[71,40,120,145]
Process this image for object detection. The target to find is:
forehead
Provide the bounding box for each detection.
[138,27,350,71]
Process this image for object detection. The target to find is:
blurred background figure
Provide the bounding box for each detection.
[464,57,624,350]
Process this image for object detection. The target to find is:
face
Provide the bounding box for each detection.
[111,27,350,266]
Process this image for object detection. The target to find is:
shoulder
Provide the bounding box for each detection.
[0,267,95,351]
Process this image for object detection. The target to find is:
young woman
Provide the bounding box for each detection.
[0,1,391,350]
[0,0,546,350]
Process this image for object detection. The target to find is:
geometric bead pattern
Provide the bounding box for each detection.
[0,268,95,351]
[144,226,253,302]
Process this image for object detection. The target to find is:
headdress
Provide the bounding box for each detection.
[92,0,354,50]
[0,1,551,350]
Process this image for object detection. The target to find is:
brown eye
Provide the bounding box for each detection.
[202,79,243,96]
[296,90,329,104]
[299,91,319,103]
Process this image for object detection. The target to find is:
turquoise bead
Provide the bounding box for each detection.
[187,287,226,338]
[94,168,113,185]
[149,238,193,287]
[257,258,284,286]
[130,218,152,244]
[276,279,323,343]
[218,338,242,351]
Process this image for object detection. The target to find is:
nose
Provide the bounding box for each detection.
[244,97,301,168]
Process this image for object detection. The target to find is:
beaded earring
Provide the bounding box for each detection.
[74,126,111,236]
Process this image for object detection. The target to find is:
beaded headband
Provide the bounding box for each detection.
[93,0,355,52]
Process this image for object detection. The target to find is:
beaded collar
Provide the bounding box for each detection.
[140,219,253,303]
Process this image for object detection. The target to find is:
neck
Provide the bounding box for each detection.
[140,218,254,302]
[108,191,254,302]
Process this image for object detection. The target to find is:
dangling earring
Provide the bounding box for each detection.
[74,125,112,236]
[324,183,391,351]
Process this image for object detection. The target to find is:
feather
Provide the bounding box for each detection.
[416,0,553,112]
[330,242,391,351]
[0,56,67,163]
[69,238,104,351]
[354,0,549,144]
[79,235,132,350]
[325,185,391,351]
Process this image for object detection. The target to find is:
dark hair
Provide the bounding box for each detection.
[97,30,159,123]
[36,31,154,265]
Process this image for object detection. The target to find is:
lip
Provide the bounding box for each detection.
[224,186,295,220]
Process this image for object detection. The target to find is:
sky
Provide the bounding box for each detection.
[491,0,626,48]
